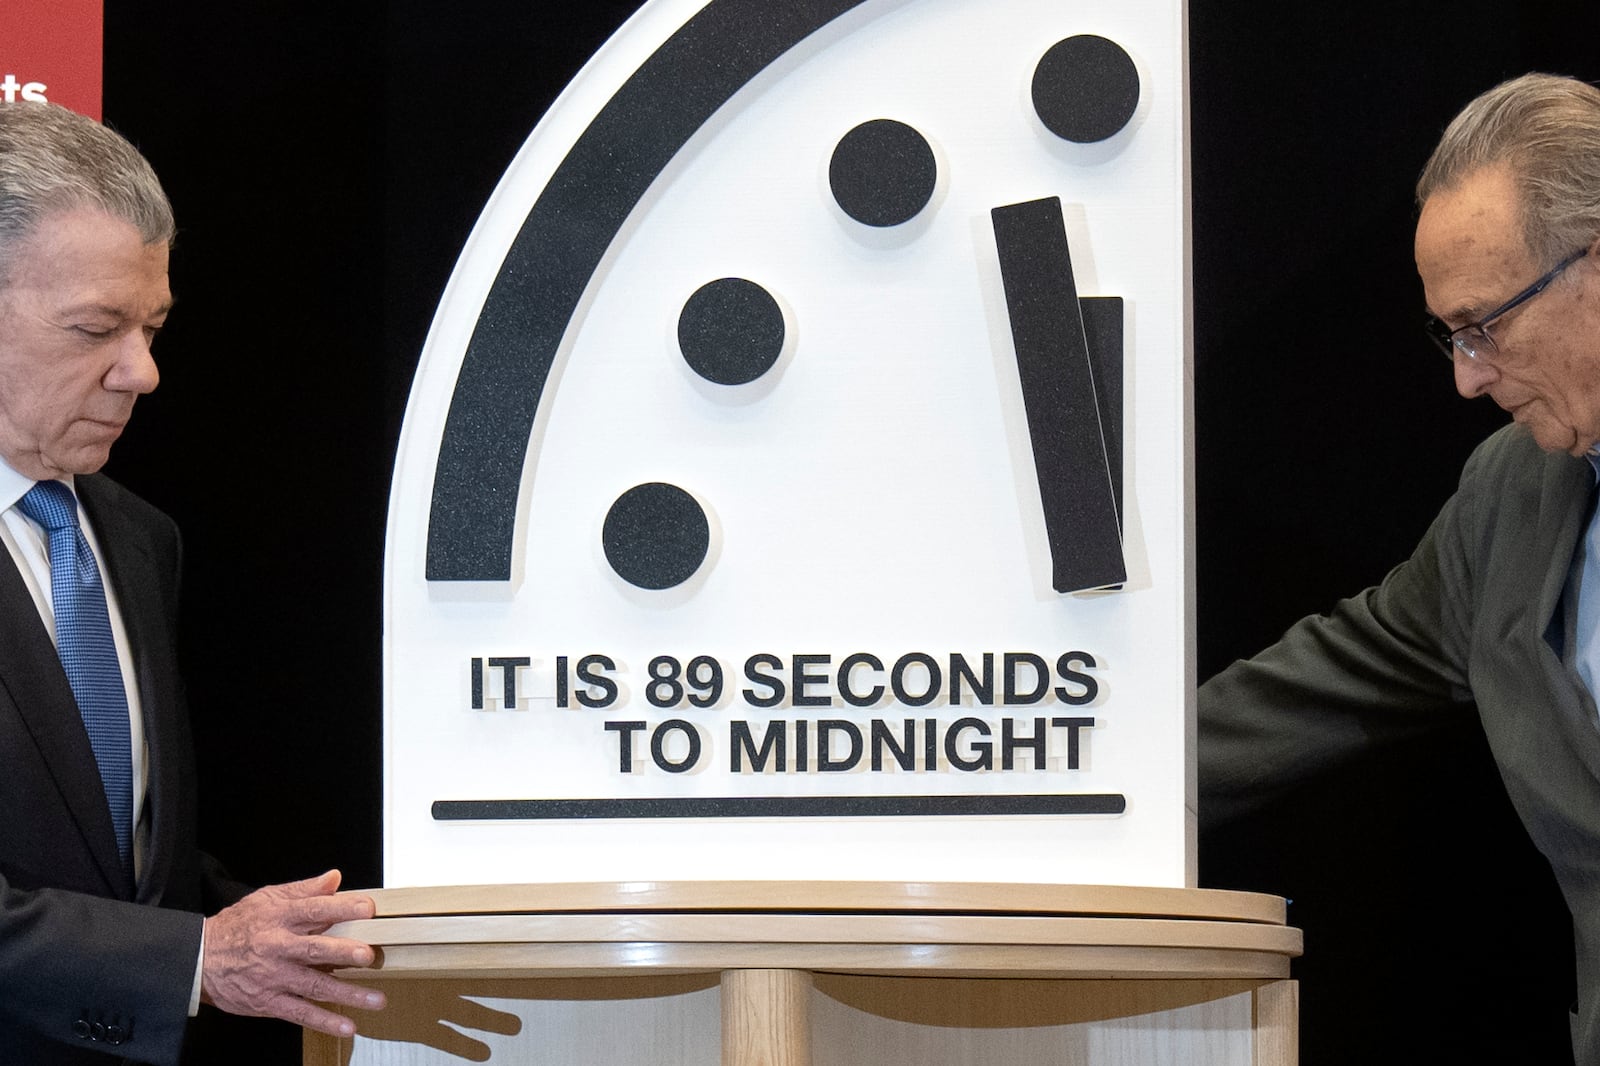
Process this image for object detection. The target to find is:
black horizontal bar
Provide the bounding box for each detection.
[432,794,1126,821]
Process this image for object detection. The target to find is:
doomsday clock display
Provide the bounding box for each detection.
[386,0,1192,887]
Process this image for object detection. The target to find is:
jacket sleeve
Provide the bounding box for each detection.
[0,874,203,1065]
[1197,445,1487,828]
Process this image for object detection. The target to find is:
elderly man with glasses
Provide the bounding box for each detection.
[1200,72,1600,1064]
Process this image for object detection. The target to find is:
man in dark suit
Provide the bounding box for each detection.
[0,102,385,1063]
[1200,74,1600,1064]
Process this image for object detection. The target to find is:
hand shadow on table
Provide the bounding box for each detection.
[339,981,524,1063]
[333,974,720,1063]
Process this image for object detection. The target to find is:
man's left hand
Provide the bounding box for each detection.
[200,868,387,1038]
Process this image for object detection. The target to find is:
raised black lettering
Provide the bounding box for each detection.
[647,655,685,708]
[871,718,916,771]
[488,656,531,709]
[837,652,885,708]
[651,719,702,773]
[730,720,786,772]
[817,719,863,771]
[1052,716,1095,769]
[792,654,833,708]
[1055,651,1100,705]
[576,654,618,709]
[1002,716,1048,770]
[949,652,995,706]
[1003,652,1049,704]
[605,720,647,772]
[742,653,785,708]
[945,717,993,771]
[891,652,941,708]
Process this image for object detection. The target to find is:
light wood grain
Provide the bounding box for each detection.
[348,942,1292,982]
[811,975,1264,1027]
[302,1029,345,1066]
[306,977,1281,1066]
[327,907,1298,983]
[304,884,1300,1065]
[723,970,812,1066]
[357,881,1286,925]
[336,913,1300,952]
[1254,979,1299,1066]
[809,978,1258,1065]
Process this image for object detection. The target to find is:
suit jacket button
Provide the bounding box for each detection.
[90,1021,106,1042]
[106,1024,127,1045]
[72,1019,91,1040]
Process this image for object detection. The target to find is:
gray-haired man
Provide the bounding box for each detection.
[1202,73,1600,1064]
[0,101,385,1065]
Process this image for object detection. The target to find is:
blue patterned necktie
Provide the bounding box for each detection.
[17,480,134,873]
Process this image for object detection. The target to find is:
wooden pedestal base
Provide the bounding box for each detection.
[303,882,1301,1065]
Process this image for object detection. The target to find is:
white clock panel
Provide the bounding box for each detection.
[386,0,1191,887]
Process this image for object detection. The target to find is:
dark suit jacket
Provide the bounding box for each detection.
[1200,424,1600,1065]
[0,474,243,1066]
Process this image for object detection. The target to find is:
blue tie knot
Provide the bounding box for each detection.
[20,481,96,581]
[19,480,80,534]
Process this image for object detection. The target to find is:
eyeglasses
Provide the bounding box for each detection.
[1424,247,1588,361]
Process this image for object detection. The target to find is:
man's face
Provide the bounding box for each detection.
[1415,163,1600,457]
[0,208,169,480]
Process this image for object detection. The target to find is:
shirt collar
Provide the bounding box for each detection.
[0,457,75,514]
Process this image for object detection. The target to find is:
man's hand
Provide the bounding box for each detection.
[201,869,387,1038]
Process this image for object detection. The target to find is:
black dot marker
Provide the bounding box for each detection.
[1032,35,1140,143]
[603,483,711,590]
[828,118,937,227]
[678,278,786,385]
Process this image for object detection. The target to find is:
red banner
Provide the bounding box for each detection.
[0,0,103,119]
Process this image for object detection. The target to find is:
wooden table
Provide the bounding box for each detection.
[306,882,1301,1065]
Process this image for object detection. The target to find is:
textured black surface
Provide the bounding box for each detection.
[828,118,938,227]
[434,793,1127,819]
[1032,34,1140,143]
[426,0,870,580]
[1081,297,1124,522]
[602,482,711,590]
[678,277,786,385]
[991,197,1126,593]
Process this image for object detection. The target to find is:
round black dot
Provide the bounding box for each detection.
[602,483,710,590]
[1032,35,1140,143]
[828,119,937,228]
[677,278,785,385]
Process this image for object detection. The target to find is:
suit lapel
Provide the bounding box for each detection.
[77,475,181,906]
[0,524,128,896]
[1533,456,1600,781]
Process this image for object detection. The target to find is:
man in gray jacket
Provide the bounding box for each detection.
[1201,73,1600,1063]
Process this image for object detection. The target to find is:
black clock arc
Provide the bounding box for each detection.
[425,0,872,581]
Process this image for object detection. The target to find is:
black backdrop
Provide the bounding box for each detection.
[90,1,1600,1062]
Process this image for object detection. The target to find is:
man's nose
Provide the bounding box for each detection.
[1452,349,1497,399]
[105,332,160,395]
